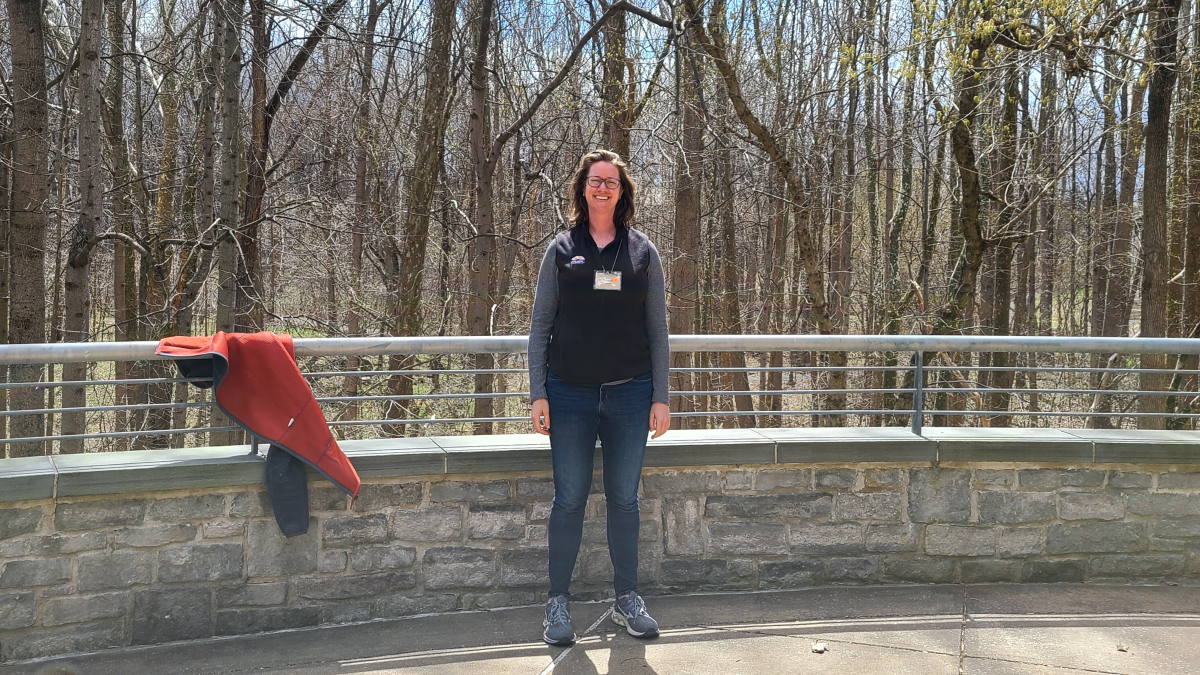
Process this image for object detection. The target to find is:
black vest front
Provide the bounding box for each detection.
[548,225,651,385]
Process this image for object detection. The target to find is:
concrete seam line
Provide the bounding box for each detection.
[540,607,613,675]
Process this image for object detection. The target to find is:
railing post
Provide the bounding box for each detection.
[911,351,924,435]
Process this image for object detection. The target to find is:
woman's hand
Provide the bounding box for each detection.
[649,402,670,439]
[531,398,551,435]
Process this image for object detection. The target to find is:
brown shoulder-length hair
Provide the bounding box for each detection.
[567,149,636,229]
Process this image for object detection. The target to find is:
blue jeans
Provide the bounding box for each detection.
[546,370,652,598]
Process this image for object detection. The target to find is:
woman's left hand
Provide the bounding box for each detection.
[649,402,670,439]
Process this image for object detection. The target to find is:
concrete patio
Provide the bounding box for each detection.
[4,583,1200,674]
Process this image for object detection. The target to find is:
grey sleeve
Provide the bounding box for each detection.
[528,243,558,403]
[646,241,670,405]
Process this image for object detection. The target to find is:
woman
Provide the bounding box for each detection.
[528,150,670,645]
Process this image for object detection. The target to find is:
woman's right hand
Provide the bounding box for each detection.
[531,398,551,435]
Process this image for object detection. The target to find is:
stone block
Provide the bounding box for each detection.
[704,493,831,519]
[0,557,71,588]
[1089,554,1186,577]
[908,469,970,523]
[881,556,956,583]
[423,547,496,589]
[1158,472,1200,489]
[216,606,321,635]
[373,593,460,618]
[660,559,729,586]
[978,491,1056,524]
[974,470,1014,486]
[1046,522,1148,554]
[309,487,349,511]
[79,551,152,591]
[351,545,417,572]
[0,592,35,629]
[759,559,824,587]
[997,526,1045,558]
[468,504,526,540]
[1109,472,1152,489]
[828,556,877,581]
[1155,518,1200,539]
[0,539,23,557]
[217,582,288,607]
[204,521,245,539]
[463,590,542,610]
[1126,493,1200,516]
[1059,493,1124,521]
[641,471,722,496]
[0,507,42,539]
[26,532,105,556]
[113,523,197,548]
[707,522,788,555]
[816,469,857,489]
[429,480,510,503]
[353,483,422,511]
[789,522,863,555]
[323,513,389,548]
[530,501,552,521]
[961,560,1021,583]
[230,491,271,517]
[132,588,212,644]
[158,543,244,582]
[925,525,995,557]
[1018,469,1105,489]
[756,469,811,491]
[392,506,463,541]
[320,551,348,573]
[1022,559,1086,583]
[42,592,128,627]
[640,517,662,544]
[55,498,146,531]
[866,524,919,552]
[294,571,415,601]
[724,471,754,490]
[147,495,225,521]
[247,519,318,577]
[327,569,428,601]
[526,524,548,544]
[577,548,613,584]
[321,603,370,624]
[865,469,903,488]
[836,492,902,521]
[516,477,555,498]
[665,497,703,556]
[1,620,125,662]
[499,548,548,587]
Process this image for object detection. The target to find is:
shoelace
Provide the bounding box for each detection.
[618,594,648,618]
[547,599,570,624]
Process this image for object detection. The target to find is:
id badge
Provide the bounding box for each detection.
[594,270,622,291]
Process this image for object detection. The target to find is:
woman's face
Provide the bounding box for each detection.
[584,161,622,220]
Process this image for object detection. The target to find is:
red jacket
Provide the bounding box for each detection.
[157,332,361,498]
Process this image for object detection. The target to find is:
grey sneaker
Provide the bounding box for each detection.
[612,592,659,638]
[543,595,576,645]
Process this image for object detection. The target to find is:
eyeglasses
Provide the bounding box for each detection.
[586,176,621,190]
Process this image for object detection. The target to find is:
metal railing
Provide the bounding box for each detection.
[2,334,1200,453]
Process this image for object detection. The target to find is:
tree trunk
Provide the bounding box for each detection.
[60,0,106,453]
[1139,0,1184,429]
[984,58,1020,427]
[386,0,456,432]
[600,7,630,157]
[215,0,244,337]
[669,31,704,428]
[6,0,50,457]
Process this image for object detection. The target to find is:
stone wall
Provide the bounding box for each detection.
[3,458,1200,662]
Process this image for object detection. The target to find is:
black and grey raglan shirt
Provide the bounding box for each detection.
[528,224,670,405]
